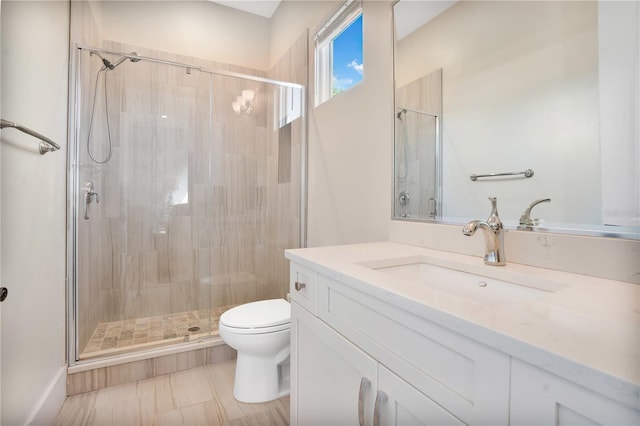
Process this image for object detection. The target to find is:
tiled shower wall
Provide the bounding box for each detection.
[76,36,306,351]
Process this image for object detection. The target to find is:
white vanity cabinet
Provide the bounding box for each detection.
[287,244,640,426]
[510,359,640,426]
[289,262,511,425]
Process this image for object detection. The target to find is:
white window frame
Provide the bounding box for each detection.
[314,0,363,106]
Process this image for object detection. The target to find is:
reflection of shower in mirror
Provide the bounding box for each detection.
[393,105,441,220]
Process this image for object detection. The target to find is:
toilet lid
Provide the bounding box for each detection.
[219,299,290,329]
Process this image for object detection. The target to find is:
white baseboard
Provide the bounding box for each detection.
[25,365,67,426]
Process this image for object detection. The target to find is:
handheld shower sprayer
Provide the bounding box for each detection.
[87,50,142,164]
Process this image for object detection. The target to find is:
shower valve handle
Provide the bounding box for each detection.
[83,181,100,220]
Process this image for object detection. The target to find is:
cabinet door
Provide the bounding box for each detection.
[291,302,378,426]
[377,365,465,426]
[510,359,640,426]
[319,274,511,424]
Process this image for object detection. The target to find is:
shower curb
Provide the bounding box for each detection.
[66,341,236,396]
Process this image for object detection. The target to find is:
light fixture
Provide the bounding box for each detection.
[232,89,255,114]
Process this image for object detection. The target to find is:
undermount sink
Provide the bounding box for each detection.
[360,256,569,305]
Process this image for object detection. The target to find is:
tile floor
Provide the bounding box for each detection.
[81,306,237,359]
[54,360,289,425]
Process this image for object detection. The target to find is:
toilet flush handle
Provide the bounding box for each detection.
[294,281,306,291]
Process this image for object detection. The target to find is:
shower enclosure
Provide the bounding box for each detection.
[67,44,306,364]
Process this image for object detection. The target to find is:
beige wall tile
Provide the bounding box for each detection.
[106,359,154,388]
[153,349,207,376]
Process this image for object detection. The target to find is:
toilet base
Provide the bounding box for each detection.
[233,353,290,403]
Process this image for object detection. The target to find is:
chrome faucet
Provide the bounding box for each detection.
[518,198,550,230]
[463,197,506,266]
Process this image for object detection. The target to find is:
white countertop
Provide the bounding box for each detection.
[285,242,640,408]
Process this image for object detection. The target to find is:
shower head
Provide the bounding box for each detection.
[111,52,141,69]
[91,51,141,70]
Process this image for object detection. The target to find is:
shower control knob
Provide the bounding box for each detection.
[399,191,410,206]
[0,287,7,302]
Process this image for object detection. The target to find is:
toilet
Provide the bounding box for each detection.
[218,298,291,403]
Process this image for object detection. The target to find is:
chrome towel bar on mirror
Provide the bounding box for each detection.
[470,168,534,181]
[0,118,61,155]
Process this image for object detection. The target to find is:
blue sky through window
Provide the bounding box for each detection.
[332,14,363,93]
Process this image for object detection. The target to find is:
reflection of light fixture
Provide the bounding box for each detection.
[232,89,255,114]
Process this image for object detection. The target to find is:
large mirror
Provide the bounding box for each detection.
[393,0,639,239]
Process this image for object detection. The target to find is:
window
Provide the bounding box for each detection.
[315,0,363,106]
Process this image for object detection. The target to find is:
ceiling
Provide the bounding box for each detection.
[209,0,282,18]
[394,0,457,40]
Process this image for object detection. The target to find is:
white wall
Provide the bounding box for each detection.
[272,0,393,247]
[1,1,68,424]
[98,0,271,70]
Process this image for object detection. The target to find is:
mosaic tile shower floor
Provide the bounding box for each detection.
[81,305,237,359]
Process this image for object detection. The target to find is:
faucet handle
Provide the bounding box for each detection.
[519,198,550,227]
[486,197,503,231]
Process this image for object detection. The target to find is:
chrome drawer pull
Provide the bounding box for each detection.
[358,377,370,426]
[373,390,388,426]
[294,281,306,291]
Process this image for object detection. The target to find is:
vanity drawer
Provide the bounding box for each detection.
[290,263,318,315]
[318,275,510,425]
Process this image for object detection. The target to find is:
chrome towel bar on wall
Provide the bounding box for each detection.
[470,168,534,181]
[0,118,61,155]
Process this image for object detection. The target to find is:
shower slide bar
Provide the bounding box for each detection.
[470,168,534,181]
[395,106,439,118]
[80,46,202,72]
[0,118,61,155]
[78,46,305,89]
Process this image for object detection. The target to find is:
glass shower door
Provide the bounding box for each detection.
[73,47,213,359]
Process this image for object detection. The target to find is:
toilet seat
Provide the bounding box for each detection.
[219,299,290,335]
